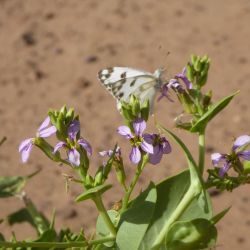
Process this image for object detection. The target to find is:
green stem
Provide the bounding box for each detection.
[0,236,115,248]
[121,155,148,212]
[198,129,206,174]
[151,184,197,249]
[93,194,117,236]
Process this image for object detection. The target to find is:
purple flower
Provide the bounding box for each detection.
[117,118,153,164]
[175,67,192,90]
[19,116,56,163]
[157,83,174,102]
[211,135,250,177]
[54,120,92,167]
[144,134,171,165]
[99,146,121,158]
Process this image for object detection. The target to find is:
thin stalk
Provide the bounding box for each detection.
[198,129,206,174]
[121,155,148,212]
[0,236,115,248]
[93,194,117,236]
[151,185,197,250]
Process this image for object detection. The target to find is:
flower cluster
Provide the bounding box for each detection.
[19,117,92,167]
[211,135,250,177]
[117,118,171,165]
[54,120,92,166]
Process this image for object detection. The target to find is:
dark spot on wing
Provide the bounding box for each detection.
[121,72,126,78]
[130,79,136,87]
[104,73,111,79]
[118,92,124,98]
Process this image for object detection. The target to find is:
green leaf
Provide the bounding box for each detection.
[190,91,239,133]
[75,184,112,202]
[96,210,120,247]
[7,208,35,227]
[23,196,51,235]
[165,218,217,250]
[139,170,213,250]
[116,182,157,250]
[211,207,231,225]
[0,169,40,198]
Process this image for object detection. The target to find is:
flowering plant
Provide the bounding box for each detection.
[0,55,249,250]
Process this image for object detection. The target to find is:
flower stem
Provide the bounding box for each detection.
[0,236,115,248]
[198,129,206,174]
[121,155,148,212]
[93,194,117,236]
[151,184,197,249]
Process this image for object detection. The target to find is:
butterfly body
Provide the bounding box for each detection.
[98,67,164,112]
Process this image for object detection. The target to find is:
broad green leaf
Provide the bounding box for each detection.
[0,169,41,198]
[139,170,212,250]
[96,210,119,247]
[116,182,157,250]
[75,184,112,202]
[190,91,238,133]
[165,218,217,250]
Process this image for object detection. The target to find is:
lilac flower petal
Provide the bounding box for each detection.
[78,138,92,156]
[143,133,155,144]
[233,135,250,151]
[38,116,51,132]
[149,145,163,165]
[53,141,66,153]
[157,84,174,102]
[99,150,110,157]
[238,150,250,161]
[211,153,226,166]
[133,119,146,136]
[19,138,33,163]
[219,162,230,177]
[162,139,171,154]
[19,138,33,152]
[141,140,154,154]
[176,67,193,89]
[68,120,80,140]
[39,126,57,138]
[68,148,80,166]
[130,146,141,164]
[117,126,133,139]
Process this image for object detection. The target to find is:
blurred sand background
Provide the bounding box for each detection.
[0,0,250,249]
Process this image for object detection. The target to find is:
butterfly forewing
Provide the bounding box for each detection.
[98,67,162,112]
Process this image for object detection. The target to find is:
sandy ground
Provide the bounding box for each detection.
[0,0,250,249]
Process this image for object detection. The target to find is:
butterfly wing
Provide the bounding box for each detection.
[98,67,160,111]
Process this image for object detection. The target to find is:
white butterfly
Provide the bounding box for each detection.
[98,67,164,112]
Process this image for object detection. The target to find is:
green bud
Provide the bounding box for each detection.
[186,63,194,82]
[202,91,212,109]
[60,105,67,116]
[191,54,197,65]
[66,108,75,121]
[132,97,140,116]
[85,174,94,189]
[114,161,126,186]
[141,99,150,121]
[178,92,197,114]
[243,161,250,174]
[94,167,104,186]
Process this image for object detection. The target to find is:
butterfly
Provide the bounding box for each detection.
[98,67,164,112]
